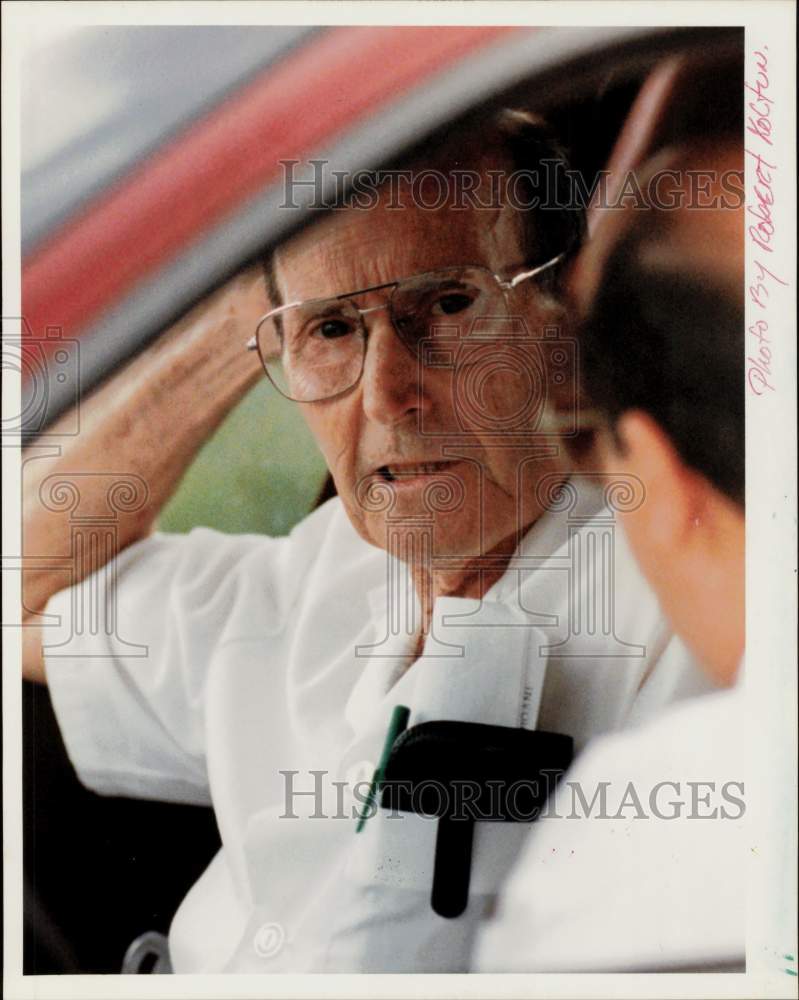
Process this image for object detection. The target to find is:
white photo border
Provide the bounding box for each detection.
[3,2,796,998]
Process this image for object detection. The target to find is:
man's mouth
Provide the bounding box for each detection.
[376,461,456,483]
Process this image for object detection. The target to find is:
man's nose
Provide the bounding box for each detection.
[359,308,430,426]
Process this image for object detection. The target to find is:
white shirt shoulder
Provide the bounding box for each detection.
[42,498,373,803]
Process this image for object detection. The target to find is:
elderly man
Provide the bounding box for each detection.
[22,110,707,972]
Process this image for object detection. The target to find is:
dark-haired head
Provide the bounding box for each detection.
[569,138,745,685]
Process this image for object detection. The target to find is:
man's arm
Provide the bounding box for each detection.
[22,266,269,682]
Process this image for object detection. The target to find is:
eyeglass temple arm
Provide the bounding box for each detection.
[504,251,566,290]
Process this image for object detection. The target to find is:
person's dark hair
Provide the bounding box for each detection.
[262,108,586,306]
[579,217,744,507]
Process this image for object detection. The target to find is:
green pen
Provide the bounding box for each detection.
[355,704,410,833]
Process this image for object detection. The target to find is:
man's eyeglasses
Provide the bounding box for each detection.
[246,252,565,403]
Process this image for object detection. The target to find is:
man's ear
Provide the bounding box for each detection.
[600,409,744,685]
[603,410,699,565]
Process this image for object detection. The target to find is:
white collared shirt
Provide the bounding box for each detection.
[43,490,713,972]
[475,682,745,973]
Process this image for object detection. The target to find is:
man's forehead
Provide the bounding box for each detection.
[273,161,524,301]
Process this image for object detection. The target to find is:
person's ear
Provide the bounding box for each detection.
[601,410,700,571]
[600,409,744,686]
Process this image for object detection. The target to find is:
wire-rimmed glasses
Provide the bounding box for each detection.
[246,252,566,403]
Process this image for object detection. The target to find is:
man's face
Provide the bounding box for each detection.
[273,184,564,560]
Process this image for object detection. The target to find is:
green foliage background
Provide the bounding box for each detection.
[158,380,328,536]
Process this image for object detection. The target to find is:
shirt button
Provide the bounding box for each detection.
[253,921,285,959]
